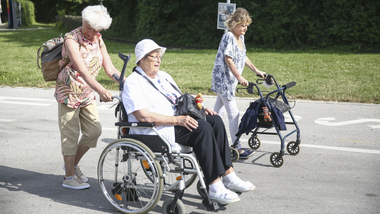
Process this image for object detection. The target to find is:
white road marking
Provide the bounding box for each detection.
[0,96,54,106]
[0,101,51,106]
[315,117,380,128]
[0,96,55,102]
[0,119,15,122]
[260,140,380,155]
[101,127,380,155]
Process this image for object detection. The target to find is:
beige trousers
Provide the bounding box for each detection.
[58,101,102,155]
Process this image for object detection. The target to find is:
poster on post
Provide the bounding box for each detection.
[217,2,236,30]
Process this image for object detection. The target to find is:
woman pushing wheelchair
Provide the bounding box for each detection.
[121,39,255,205]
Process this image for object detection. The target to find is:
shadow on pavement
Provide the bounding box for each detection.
[0,165,114,213]
[0,165,217,213]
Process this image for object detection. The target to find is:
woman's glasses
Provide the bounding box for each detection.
[147,55,163,61]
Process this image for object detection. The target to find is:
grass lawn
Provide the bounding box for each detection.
[0,26,379,104]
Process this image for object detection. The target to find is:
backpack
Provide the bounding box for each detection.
[37,34,70,82]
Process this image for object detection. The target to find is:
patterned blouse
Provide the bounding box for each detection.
[54,27,105,108]
[211,32,246,100]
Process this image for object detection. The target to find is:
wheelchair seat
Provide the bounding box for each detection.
[116,121,193,154]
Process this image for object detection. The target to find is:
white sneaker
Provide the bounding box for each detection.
[63,165,88,182]
[223,177,255,193]
[209,188,240,205]
[74,166,88,182]
[62,175,90,190]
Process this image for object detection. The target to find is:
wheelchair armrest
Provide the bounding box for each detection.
[115,122,155,128]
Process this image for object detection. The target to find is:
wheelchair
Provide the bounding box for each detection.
[97,53,219,214]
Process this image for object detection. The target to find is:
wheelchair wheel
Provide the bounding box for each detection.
[98,139,164,214]
[162,198,186,214]
[230,147,239,162]
[142,157,197,192]
[164,158,198,191]
[270,152,284,167]
[248,135,261,150]
[286,141,300,155]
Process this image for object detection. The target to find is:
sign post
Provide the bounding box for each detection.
[217,1,236,33]
[0,0,2,24]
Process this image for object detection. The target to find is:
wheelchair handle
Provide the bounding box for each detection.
[117,52,132,92]
[112,73,120,82]
[99,94,121,103]
[111,95,121,102]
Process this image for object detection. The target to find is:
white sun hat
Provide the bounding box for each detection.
[135,39,167,64]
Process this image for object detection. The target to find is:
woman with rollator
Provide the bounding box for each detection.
[121,39,255,204]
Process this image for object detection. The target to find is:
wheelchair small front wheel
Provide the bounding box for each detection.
[163,198,186,214]
[196,179,208,199]
[230,147,239,162]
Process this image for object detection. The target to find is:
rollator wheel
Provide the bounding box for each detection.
[230,147,239,162]
[98,138,164,214]
[287,141,300,155]
[270,152,284,167]
[196,180,208,199]
[163,198,186,214]
[248,135,261,150]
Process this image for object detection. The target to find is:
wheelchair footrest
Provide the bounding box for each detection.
[202,199,220,211]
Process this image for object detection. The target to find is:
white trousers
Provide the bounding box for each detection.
[213,93,242,150]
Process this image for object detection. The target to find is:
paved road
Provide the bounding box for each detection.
[0,87,379,214]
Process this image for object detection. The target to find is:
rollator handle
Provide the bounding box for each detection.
[283,81,297,90]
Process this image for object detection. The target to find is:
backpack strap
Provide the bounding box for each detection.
[58,58,70,71]
[36,44,44,69]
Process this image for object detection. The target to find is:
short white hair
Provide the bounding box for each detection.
[82,5,112,31]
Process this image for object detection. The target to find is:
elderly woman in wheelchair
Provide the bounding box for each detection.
[97,39,255,214]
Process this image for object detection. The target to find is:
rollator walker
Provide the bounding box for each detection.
[230,74,301,167]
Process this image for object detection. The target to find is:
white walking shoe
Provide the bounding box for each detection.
[209,188,241,205]
[223,177,255,193]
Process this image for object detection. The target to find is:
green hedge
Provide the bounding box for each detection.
[28,0,96,23]
[243,0,380,51]
[102,0,380,52]
[16,0,36,26]
[27,0,380,51]
[104,0,222,48]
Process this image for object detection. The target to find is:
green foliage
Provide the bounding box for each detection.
[16,0,36,26]
[102,0,379,52]
[55,10,66,31]
[28,0,97,23]
[240,0,380,51]
[103,0,223,48]
[0,27,379,103]
[29,0,380,51]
